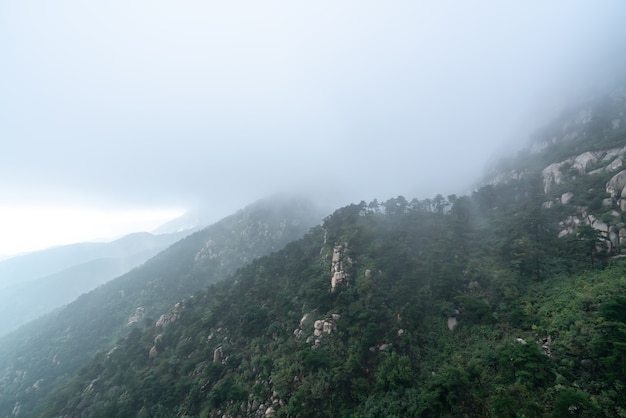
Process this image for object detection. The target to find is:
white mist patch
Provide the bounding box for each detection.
[0,206,186,256]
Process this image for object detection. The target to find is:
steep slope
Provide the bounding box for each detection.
[0,195,324,418]
[484,88,626,257]
[36,89,626,417]
[39,196,626,417]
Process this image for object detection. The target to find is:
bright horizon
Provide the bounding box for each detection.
[0,206,186,257]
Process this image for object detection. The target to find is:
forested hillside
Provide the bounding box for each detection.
[39,195,626,417]
[36,89,626,417]
[0,196,323,418]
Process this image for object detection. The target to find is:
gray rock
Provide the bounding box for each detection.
[447,317,457,331]
[213,346,223,363]
[606,170,626,197]
[561,192,574,205]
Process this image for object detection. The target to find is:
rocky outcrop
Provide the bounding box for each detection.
[558,215,583,238]
[607,170,626,197]
[10,402,20,417]
[558,211,621,252]
[572,152,600,174]
[330,245,348,292]
[156,301,184,328]
[213,347,223,363]
[560,192,574,205]
[542,162,565,194]
[295,313,340,349]
[240,394,284,418]
[606,156,623,172]
[607,170,626,198]
[538,146,626,254]
[542,151,603,194]
[447,317,458,331]
[148,346,158,359]
[194,239,222,263]
[126,307,145,326]
[539,336,553,356]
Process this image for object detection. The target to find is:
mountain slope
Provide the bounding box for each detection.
[39,196,626,417]
[35,89,626,417]
[0,195,324,418]
[151,208,215,235]
[0,232,194,337]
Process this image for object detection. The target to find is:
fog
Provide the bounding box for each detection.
[2,1,626,253]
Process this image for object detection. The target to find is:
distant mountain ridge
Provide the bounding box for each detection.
[152,208,214,235]
[0,195,325,418]
[0,231,191,290]
[0,230,193,337]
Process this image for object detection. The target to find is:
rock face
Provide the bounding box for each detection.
[156,301,184,328]
[330,245,348,292]
[194,239,220,263]
[558,212,621,252]
[620,228,626,247]
[531,124,626,254]
[607,157,623,172]
[542,151,603,194]
[560,192,574,205]
[541,162,565,194]
[539,336,553,356]
[447,317,458,331]
[295,313,340,349]
[572,152,600,173]
[213,347,223,363]
[148,346,158,359]
[607,170,626,198]
[126,307,145,326]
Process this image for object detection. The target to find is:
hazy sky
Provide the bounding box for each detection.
[1,1,626,255]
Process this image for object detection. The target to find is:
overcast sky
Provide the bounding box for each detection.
[1,1,626,255]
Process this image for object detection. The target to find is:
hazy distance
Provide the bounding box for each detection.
[2,1,626,255]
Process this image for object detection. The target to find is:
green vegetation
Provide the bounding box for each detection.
[0,196,323,418]
[37,189,626,416]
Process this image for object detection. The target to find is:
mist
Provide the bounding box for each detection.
[2,1,626,250]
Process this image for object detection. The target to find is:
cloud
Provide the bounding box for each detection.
[1,1,626,252]
[0,206,185,255]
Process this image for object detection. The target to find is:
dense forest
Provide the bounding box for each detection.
[39,191,626,417]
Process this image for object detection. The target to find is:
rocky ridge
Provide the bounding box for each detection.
[485,88,626,254]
